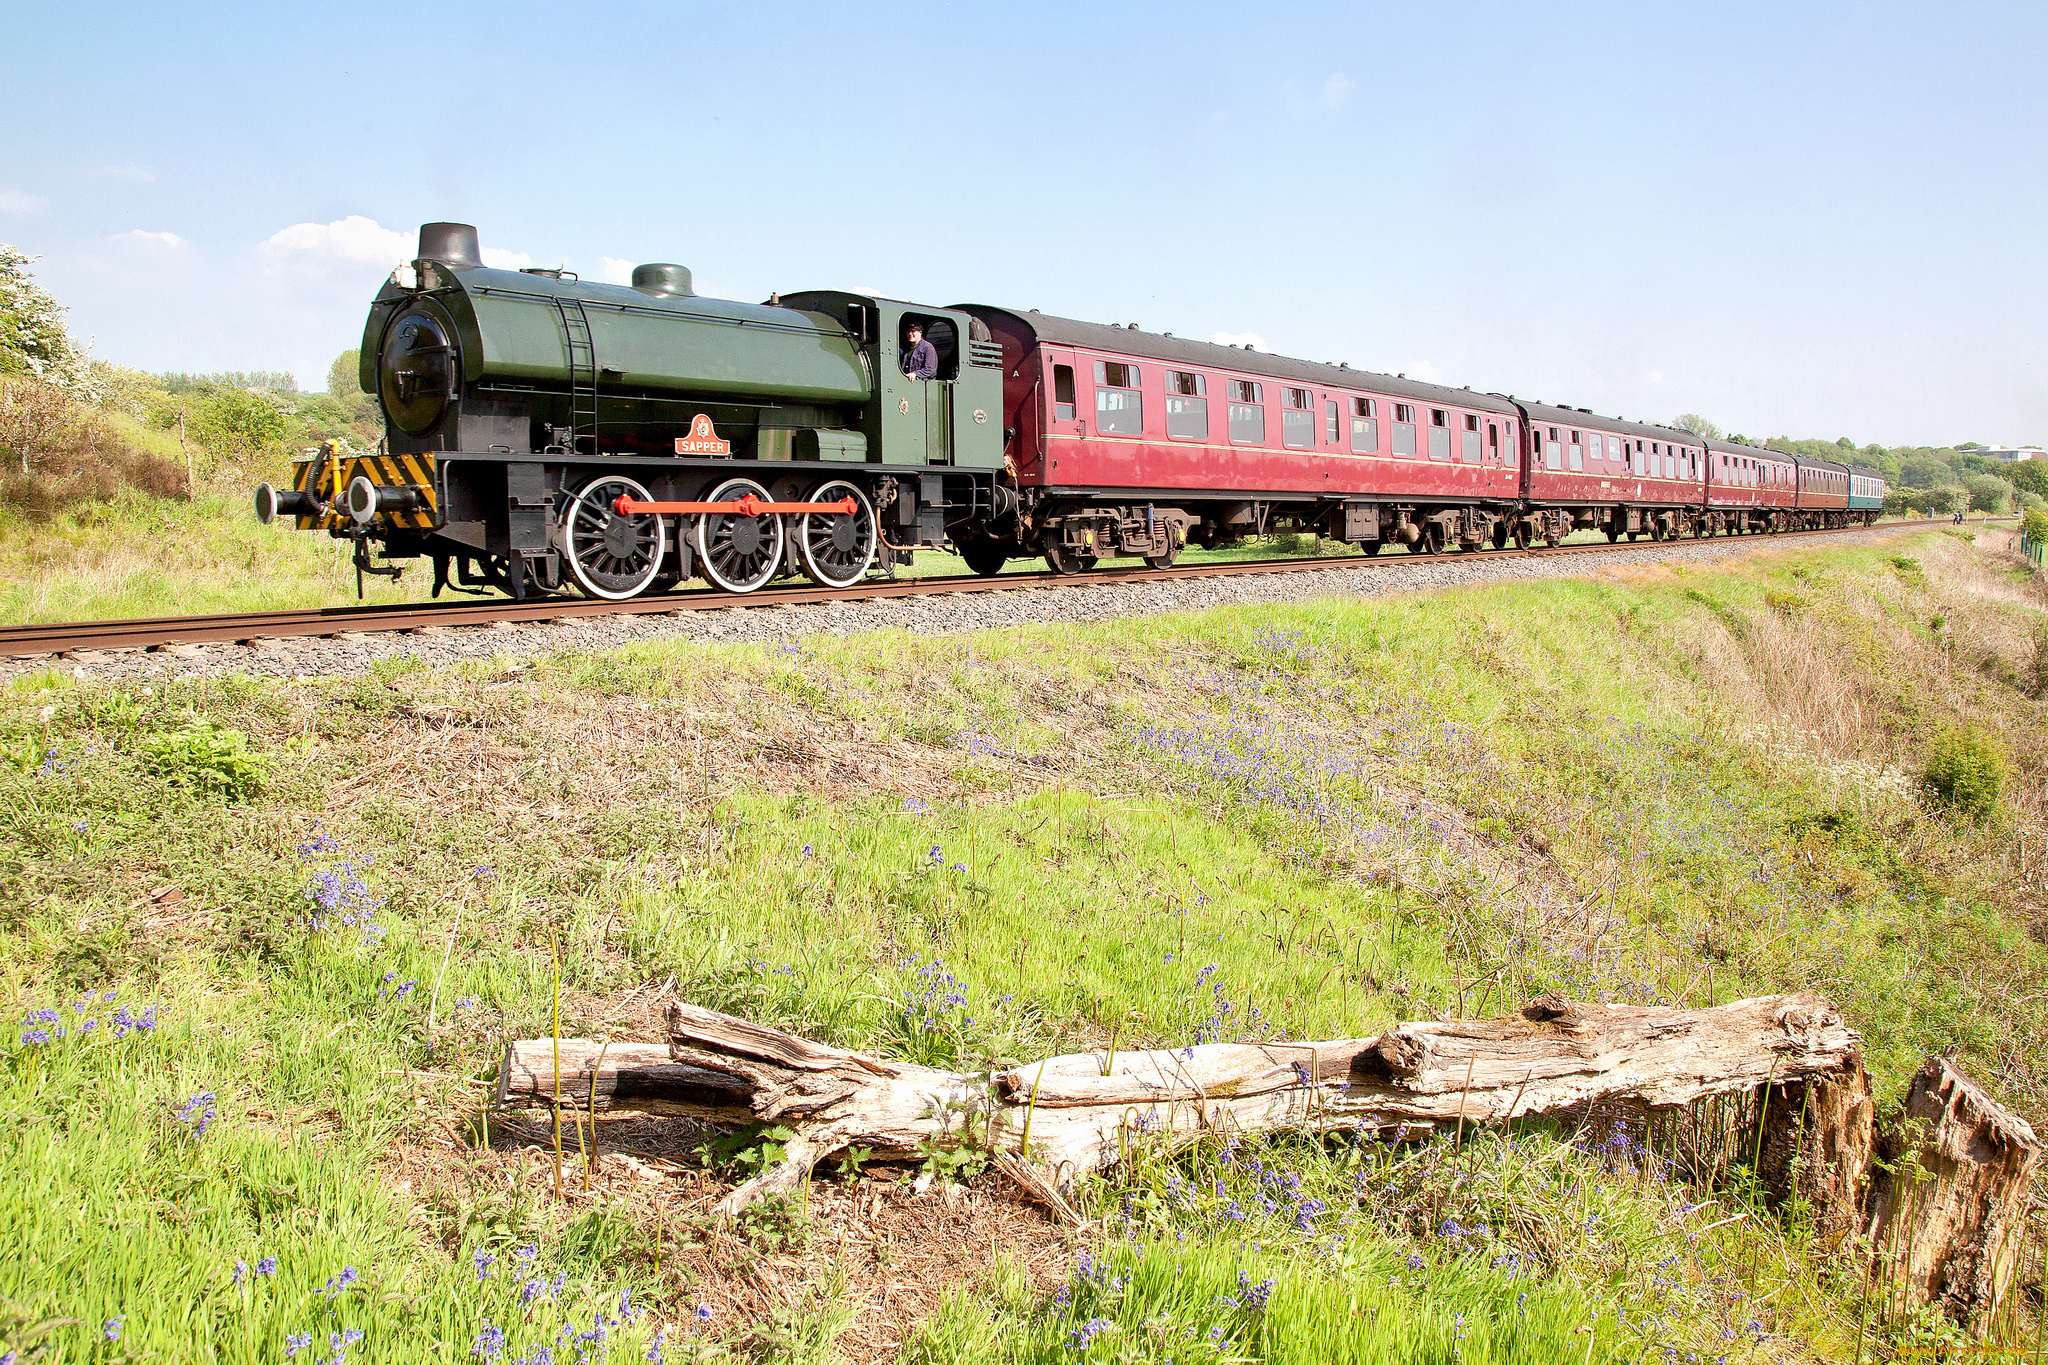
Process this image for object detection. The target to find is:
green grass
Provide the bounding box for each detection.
[1,527,2043,1361]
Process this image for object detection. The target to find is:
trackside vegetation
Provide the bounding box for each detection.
[2,529,2046,1362]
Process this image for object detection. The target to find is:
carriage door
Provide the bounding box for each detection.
[1043,346,1083,483]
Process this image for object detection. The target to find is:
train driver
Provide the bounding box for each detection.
[901,322,938,381]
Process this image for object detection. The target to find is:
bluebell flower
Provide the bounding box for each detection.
[286,1332,313,1357]
[694,1305,713,1323]
[473,1319,506,1360]
[234,1259,249,1285]
[179,1090,218,1137]
[257,1256,277,1276]
[19,1028,49,1046]
[645,1326,666,1363]
[473,1249,495,1281]
[105,1317,125,1340]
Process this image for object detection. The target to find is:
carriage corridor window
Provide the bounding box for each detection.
[1282,388,1314,449]
[1607,435,1621,463]
[1392,403,1416,456]
[1093,361,1143,435]
[1462,414,1483,463]
[1352,397,1379,453]
[1053,365,1076,421]
[1166,370,1209,440]
[1568,430,1584,471]
[1228,379,1266,445]
[1326,401,1340,445]
[1428,408,1451,460]
[1545,426,1562,470]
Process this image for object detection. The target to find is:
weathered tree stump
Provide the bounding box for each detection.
[499,992,1870,1218]
[1866,1057,2042,1335]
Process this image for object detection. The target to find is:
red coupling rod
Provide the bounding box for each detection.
[615,494,857,517]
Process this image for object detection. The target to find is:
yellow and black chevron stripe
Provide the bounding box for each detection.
[290,442,438,531]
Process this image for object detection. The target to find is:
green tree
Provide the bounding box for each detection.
[2022,506,2048,541]
[1965,474,2011,513]
[193,388,287,460]
[0,243,91,393]
[1673,413,1722,440]
[2008,461,2048,498]
[1900,456,1959,488]
[326,349,363,397]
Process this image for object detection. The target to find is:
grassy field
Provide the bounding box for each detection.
[2,528,2044,1362]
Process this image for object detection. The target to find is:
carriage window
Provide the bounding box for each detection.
[1429,423,1451,460]
[1228,379,1266,444]
[1053,364,1076,421]
[1393,416,1417,456]
[1166,370,1208,440]
[1463,426,1483,463]
[1488,422,1499,455]
[1326,400,1340,444]
[1394,403,1413,422]
[1545,426,1561,470]
[1094,361,1143,435]
[1569,431,1583,471]
[1282,388,1314,449]
[1352,397,1379,453]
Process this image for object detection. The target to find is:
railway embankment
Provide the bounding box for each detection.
[2,527,2045,1362]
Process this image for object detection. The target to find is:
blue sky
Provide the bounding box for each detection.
[3,1,2041,447]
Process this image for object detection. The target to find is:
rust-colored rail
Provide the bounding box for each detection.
[1,520,1933,660]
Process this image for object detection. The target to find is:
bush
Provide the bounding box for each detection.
[1966,473,2012,514]
[1922,727,2004,822]
[0,376,186,516]
[137,718,268,802]
[2022,507,2048,542]
[192,387,287,461]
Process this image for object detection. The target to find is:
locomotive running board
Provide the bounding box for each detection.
[615,494,858,516]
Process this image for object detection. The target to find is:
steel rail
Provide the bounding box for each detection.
[1,519,1934,659]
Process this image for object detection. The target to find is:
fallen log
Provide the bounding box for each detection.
[499,991,1868,1218]
[1866,1057,2042,1336]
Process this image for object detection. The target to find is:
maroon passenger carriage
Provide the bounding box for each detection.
[955,308,1865,568]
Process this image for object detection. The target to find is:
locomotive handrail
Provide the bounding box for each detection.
[615,494,858,517]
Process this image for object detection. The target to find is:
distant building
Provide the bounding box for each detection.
[1976,446,2043,463]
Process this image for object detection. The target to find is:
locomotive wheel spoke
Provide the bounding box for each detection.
[697,478,785,593]
[795,480,877,589]
[561,475,665,600]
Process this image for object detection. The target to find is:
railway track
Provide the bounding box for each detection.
[0,520,1936,660]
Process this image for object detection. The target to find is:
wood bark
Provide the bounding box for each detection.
[1866,1056,2042,1335]
[499,992,1869,1218]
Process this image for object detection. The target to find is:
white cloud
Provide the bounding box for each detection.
[1404,360,1444,382]
[1208,331,1266,350]
[598,257,635,285]
[85,163,155,184]
[1314,74,1353,111]
[1284,74,1353,117]
[0,190,49,214]
[1644,370,1666,385]
[112,229,184,249]
[259,215,411,272]
[481,247,533,271]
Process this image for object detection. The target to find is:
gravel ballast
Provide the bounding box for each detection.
[6,527,1920,686]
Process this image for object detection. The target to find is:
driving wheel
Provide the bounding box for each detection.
[697,478,785,593]
[794,480,877,588]
[561,474,666,600]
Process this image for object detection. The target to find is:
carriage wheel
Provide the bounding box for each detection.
[1606,528,1620,543]
[1513,521,1533,551]
[561,474,666,600]
[960,538,1010,577]
[697,478,785,593]
[1361,538,1384,556]
[1044,542,1095,575]
[794,480,877,588]
[1142,545,1180,569]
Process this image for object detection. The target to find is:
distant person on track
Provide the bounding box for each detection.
[901,323,937,382]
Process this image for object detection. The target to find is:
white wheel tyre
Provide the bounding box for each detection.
[561,474,666,600]
[696,478,784,593]
[795,481,878,588]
